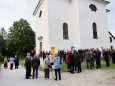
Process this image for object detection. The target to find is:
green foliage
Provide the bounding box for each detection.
[0,34,6,56]
[7,18,35,57]
[19,57,25,66]
[0,56,4,65]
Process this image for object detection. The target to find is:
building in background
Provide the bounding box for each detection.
[33,0,115,53]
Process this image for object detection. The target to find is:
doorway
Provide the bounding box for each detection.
[40,42,42,51]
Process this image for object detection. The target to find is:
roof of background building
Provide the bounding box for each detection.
[109,31,115,40]
[33,0,42,15]
[33,0,110,15]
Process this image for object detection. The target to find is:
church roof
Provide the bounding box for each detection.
[33,0,110,15]
[33,0,43,15]
[95,0,110,5]
[109,31,115,40]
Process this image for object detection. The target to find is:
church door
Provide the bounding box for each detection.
[40,42,42,51]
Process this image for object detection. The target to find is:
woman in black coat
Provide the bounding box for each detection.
[103,49,110,67]
[111,49,115,64]
[69,51,75,73]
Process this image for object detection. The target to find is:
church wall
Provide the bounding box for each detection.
[78,0,110,49]
[71,0,82,49]
[35,0,49,53]
[48,0,79,52]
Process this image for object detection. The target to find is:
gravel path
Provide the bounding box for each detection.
[0,64,115,86]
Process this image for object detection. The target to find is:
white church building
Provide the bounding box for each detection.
[33,0,115,52]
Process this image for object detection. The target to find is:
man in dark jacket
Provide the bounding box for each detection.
[103,49,110,67]
[25,52,32,79]
[14,55,19,69]
[111,49,115,64]
[69,51,75,73]
[94,48,101,69]
[31,55,40,79]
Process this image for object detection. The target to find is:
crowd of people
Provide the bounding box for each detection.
[24,52,61,81]
[3,55,19,70]
[3,48,115,81]
[41,48,115,74]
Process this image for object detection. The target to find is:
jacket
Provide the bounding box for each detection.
[31,57,40,68]
[53,56,61,69]
[43,58,50,69]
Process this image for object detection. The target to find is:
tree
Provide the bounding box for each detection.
[7,18,35,57]
[0,27,7,39]
[0,34,6,56]
[0,27,7,56]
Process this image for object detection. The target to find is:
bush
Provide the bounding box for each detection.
[0,56,4,62]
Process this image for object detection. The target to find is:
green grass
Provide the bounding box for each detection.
[0,62,2,66]
[0,61,3,70]
[19,57,25,66]
[60,59,115,72]
[19,58,115,72]
[112,76,115,79]
[38,66,44,71]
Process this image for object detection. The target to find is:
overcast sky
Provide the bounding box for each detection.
[0,0,115,36]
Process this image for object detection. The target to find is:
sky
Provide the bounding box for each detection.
[0,0,115,36]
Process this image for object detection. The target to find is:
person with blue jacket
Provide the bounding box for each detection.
[53,53,61,81]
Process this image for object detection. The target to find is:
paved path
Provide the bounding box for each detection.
[0,64,62,86]
[0,63,115,86]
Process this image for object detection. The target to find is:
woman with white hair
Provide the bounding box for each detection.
[43,55,51,79]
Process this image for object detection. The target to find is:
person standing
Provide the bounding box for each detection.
[25,52,32,79]
[103,49,110,67]
[9,56,14,70]
[66,52,70,72]
[69,51,75,73]
[76,51,82,73]
[53,53,61,81]
[14,55,19,69]
[43,50,46,60]
[85,50,92,69]
[94,48,101,69]
[43,55,50,79]
[31,54,40,79]
[111,49,115,64]
[4,57,8,69]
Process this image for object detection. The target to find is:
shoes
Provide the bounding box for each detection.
[54,79,57,81]
[25,77,30,79]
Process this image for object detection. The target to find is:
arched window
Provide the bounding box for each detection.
[93,23,98,39]
[89,4,97,12]
[63,23,69,39]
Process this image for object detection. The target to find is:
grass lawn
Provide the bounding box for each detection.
[19,58,115,72]
[19,58,25,66]
[61,59,115,72]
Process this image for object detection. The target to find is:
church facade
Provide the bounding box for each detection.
[33,0,114,52]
